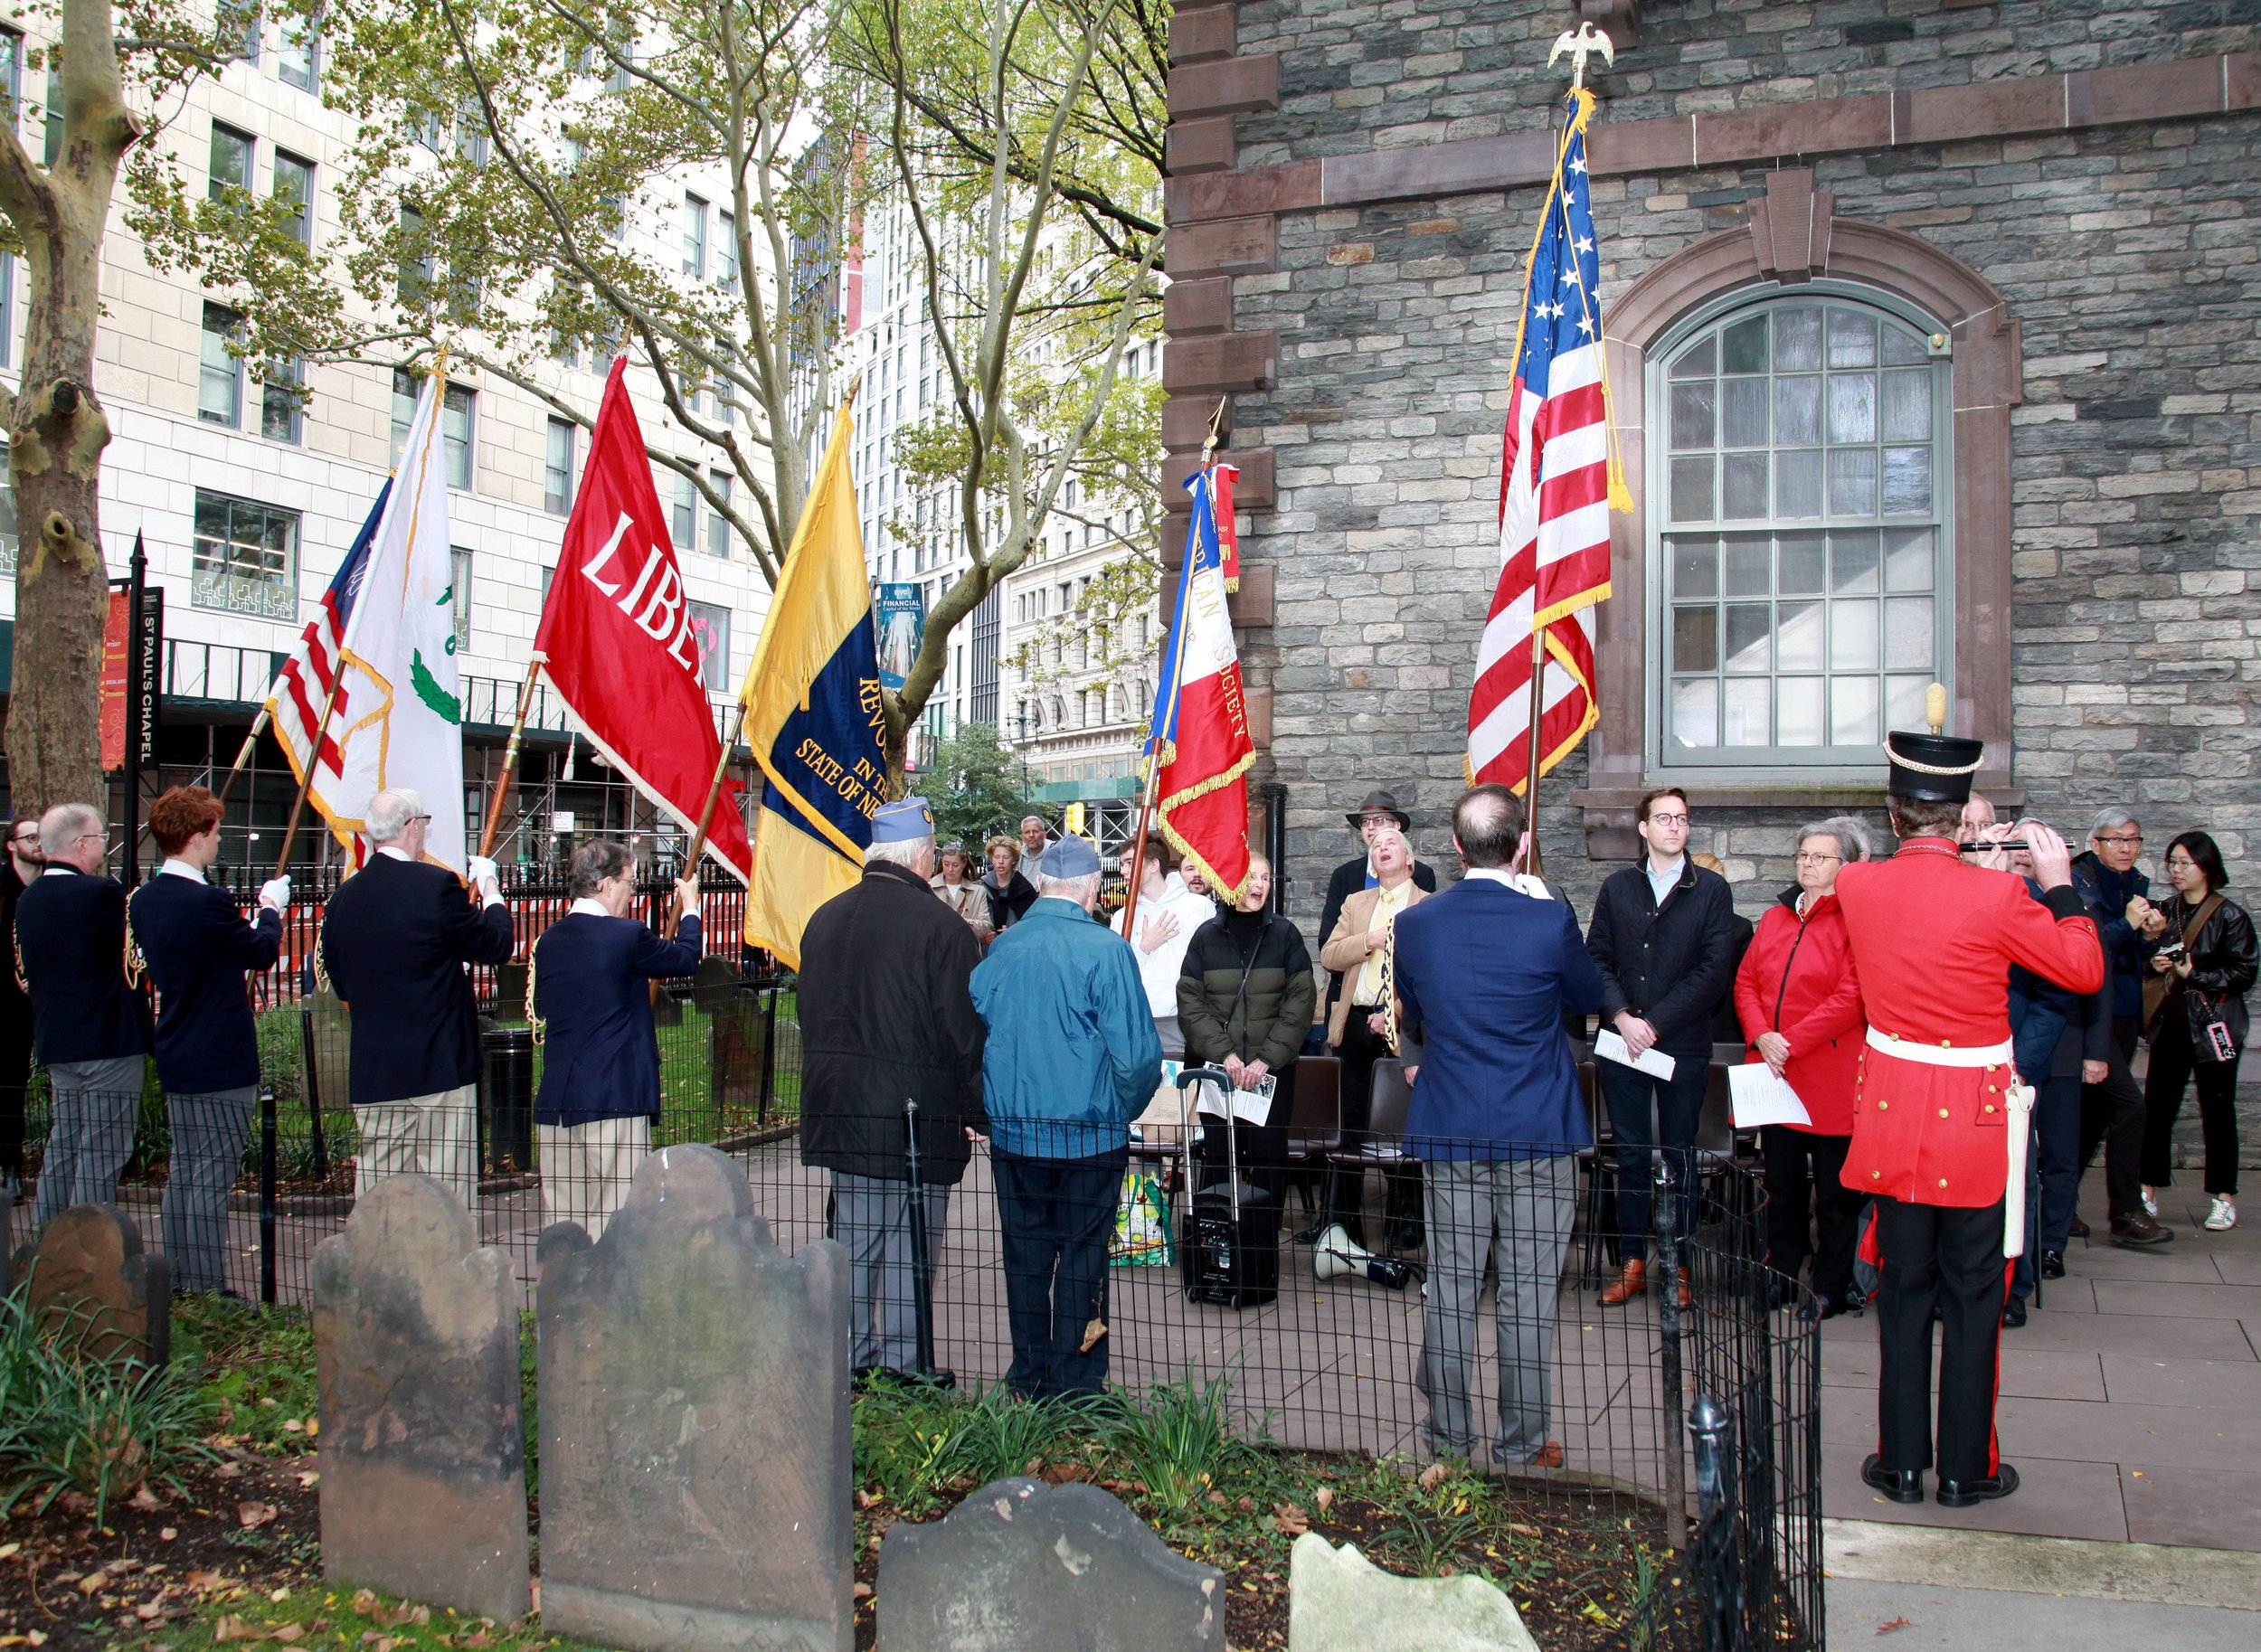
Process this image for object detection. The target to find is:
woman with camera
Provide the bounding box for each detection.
[2138,831,2256,1232]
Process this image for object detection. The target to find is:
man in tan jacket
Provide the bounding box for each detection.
[1317,826,1428,1246]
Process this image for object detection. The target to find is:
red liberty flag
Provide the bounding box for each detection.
[1149,466,1255,902]
[535,359,753,881]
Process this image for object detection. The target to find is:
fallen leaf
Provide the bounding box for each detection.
[238,1502,278,1529]
[352,1591,379,1616]
[24,1636,43,1648]
[528,1579,539,1615]
[280,1419,304,1433]
[185,1571,230,1591]
[76,1572,108,1596]
[852,1583,875,1600]
[270,1628,304,1645]
[1313,1487,1335,1515]
[1418,1463,1448,1491]
[159,1527,178,1542]
[1272,1503,1310,1536]
[215,1462,243,1480]
[296,1472,319,1489]
[129,1487,164,1512]
[270,1585,291,1602]
[135,1600,166,1622]
[1079,1317,1107,1352]
[213,1616,261,1643]
[1877,1619,1912,1636]
[305,1418,319,1437]
[1204,1490,1228,1507]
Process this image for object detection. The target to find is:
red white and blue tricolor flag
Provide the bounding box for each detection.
[264,481,389,865]
[1149,466,1255,903]
[1468,88,1624,793]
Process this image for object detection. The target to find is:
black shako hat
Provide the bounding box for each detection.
[1346,789,1412,830]
[1883,730,1984,803]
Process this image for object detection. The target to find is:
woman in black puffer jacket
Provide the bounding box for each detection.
[1178,854,1316,1204]
[2140,830,2256,1232]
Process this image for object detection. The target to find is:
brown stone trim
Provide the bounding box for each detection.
[1166,115,1238,176]
[1161,330,1277,397]
[1163,277,1234,338]
[1164,51,2261,223]
[1166,54,1281,121]
[1168,160,1322,226]
[1164,214,1277,279]
[1161,446,1273,512]
[1583,213,2021,849]
[1747,168,1832,283]
[1168,6,1236,65]
[1161,394,1226,451]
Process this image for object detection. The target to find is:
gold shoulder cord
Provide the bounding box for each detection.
[525,932,545,1046]
[11,921,26,996]
[123,898,148,992]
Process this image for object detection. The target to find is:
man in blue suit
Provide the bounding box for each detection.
[128,786,288,1294]
[529,838,699,1240]
[317,788,515,1209]
[1390,783,1605,1467]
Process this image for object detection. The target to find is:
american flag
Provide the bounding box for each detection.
[1467,90,1621,792]
[264,480,388,865]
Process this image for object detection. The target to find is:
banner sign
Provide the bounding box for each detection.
[875,581,924,691]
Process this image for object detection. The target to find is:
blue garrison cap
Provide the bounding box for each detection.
[872,797,935,843]
[1045,834,1102,879]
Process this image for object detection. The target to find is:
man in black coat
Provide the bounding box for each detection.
[129,787,287,1293]
[317,788,514,1210]
[0,815,41,1203]
[15,802,150,1229]
[798,797,987,1382]
[1585,787,1736,1305]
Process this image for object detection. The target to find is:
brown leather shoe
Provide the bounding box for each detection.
[1528,1440,1565,1468]
[1600,1260,1647,1305]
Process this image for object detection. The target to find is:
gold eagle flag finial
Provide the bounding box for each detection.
[1547,22,1615,90]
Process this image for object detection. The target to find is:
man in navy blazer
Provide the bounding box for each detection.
[128,787,289,1293]
[15,802,151,1230]
[317,788,515,1210]
[1390,783,1605,1468]
[530,838,700,1240]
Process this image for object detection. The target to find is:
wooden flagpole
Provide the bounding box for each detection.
[214,710,270,807]
[1120,398,1227,943]
[476,653,548,858]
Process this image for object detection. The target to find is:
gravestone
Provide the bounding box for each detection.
[301,988,353,1113]
[24,1204,170,1367]
[1286,1534,1538,1652]
[694,958,765,1120]
[537,1143,852,1652]
[879,1477,1225,1652]
[310,1175,530,1624]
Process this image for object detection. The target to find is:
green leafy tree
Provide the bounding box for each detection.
[927,720,1038,849]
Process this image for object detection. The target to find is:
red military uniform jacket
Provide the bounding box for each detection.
[1835,838,2104,1208]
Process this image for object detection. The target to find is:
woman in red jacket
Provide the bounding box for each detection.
[1736,817,1870,1318]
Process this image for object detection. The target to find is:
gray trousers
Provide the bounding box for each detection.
[1417,1154,1575,1464]
[832,1171,951,1374]
[163,1087,256,1294]
[33,1055,146,1228]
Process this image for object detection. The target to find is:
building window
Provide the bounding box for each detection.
[705,469,731,557]
[453,98,489,168]
[682,194,707,277]
[716,210,738,291]
[260,358,304,443]
[1650,292,1950,770]
[0,250,12,369]
[279,16,318,91]
[686,600,730,692]
[544,417,576,515]
[396,206,432,305]
[208,122,252,200]
[42,65,59,166]
[271,149,314,245]
[449,546,473,650]
[192,490,298,620]
[670,471,695,548]
[221,0,260,63]
[0,439,17,574]
[198,305,242,426]
[392,370,475,489]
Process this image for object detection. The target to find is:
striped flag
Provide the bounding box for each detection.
[265,481,390,861]
[1467,88,1624,793]
[1149,466,1255,902]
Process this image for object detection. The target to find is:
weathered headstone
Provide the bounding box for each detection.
[879,1477,1225,1652]
[1287,1534,1538,1652]
[301,988,354,1113]
[651,979,685,1027]
[25,1204,170,1367]
[310,1175,530,1624]
[537,1143,852,1652]
[694,958,766,1119]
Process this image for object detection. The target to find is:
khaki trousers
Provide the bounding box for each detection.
[354,1082,478,1213]
[538,1117,653,1242]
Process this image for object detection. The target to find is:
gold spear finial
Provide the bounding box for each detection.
[1547,22,1615,90]
[1202,395,1229,461]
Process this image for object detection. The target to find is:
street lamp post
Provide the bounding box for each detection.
[1014,707,1032,807]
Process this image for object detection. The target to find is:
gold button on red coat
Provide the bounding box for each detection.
[1938,1109,1950,1119]
[1938,1178,1948,1188]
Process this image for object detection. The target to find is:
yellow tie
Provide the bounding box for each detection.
[1377,916,1399,1054]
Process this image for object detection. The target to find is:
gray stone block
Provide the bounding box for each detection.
[1286,1533,1537,1652]
[878,1477,1225,1652]
[310,1174,530,1624]
[24,1204,169,1368]
[536,1143,853,1652]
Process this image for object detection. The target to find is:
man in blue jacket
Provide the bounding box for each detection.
[15,802,150,1230]
[970,833,1162,1399]
[128,787,287,1294]
[1392,784,1605,1467]
[529,838,700,1241]
[2069,807,2172,1246]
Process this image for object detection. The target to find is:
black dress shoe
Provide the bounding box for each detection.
[1936,1463,2020,1508]
[2040,1250,2066,1279]
[2001,1294,2028,1329]
[1861,1454,1925,1506]
[2111,1213,2174,1247]
[2068,1216,2091,1240]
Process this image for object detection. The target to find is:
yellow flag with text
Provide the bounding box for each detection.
[741,398,885,968]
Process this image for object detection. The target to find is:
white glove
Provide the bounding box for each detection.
[259,877,291,911]
[468,855,498,884]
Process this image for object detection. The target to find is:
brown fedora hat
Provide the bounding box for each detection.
[1346,789,1411,830]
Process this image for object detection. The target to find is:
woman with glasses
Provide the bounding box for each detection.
[1734,818,1870,1317]
[2139,832,2254,1232]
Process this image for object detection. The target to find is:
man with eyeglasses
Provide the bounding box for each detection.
[2067,808,2173,1246]
[0,817,42,1201]
[14,803,151,1229]
[1585,786,1736,1306]
[317,788,514,1211]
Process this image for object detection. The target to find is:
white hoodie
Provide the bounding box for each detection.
[1111,873,1217,1019]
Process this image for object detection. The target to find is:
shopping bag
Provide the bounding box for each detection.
[1111,1170,1174,1267]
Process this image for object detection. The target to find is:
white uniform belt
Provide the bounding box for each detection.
[1865,1027,2014,1069]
